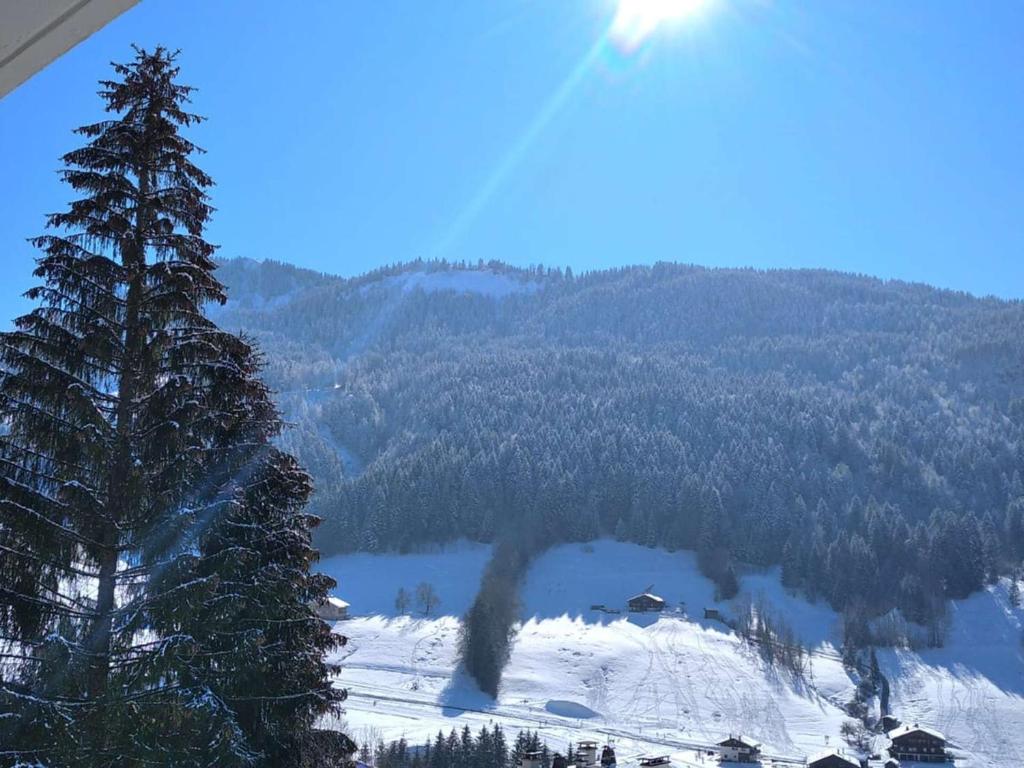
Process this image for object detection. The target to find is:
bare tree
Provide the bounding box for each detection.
[415,582,441,616]
[395,587,410,615]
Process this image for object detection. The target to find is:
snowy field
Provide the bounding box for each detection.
[318,541,493,617]
[317,540,1024,768]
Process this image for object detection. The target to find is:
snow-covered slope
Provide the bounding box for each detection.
[319,541,1024,767]
[878,579,1024,765]
[318,541,492,617]
[367,268,542,298]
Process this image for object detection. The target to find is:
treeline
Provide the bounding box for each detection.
[459,537,534,695]
[213,258,1024,626]
[360,726,551,768]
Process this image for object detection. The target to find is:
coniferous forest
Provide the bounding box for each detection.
[362,725,551,768]
[0,49,347,767]
[212,257,1024,631]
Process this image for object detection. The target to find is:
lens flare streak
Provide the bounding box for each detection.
[432,0,712,257]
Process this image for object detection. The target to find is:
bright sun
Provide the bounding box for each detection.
[609,0,712,51]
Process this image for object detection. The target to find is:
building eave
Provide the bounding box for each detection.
[1,0,139,98]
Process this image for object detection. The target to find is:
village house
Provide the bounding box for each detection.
[628,592,665,613]
[577,741,599,767]
[806,749,860,768]
[888,724,949,763]
[528,742,615,768]
[717,735,762,763]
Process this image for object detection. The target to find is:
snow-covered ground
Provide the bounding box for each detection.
[318,541,493,618]
[318,540,1024,767]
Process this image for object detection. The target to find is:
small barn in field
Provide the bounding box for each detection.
[717,735,762,763]
[314,596,349,621]
[628,592,665,613]
[888,724,949,763]
[805,749,860,768]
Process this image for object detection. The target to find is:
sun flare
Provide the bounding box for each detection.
[609,0,712,51]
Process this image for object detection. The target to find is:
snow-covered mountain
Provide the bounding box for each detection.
[210,258,1024,766]
[211,258,1024,638]
[318,541,1024,768]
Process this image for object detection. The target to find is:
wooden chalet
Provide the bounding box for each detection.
[639,756,670,767]
[628,592,665,613]
[806,749,860,768]
[888,724,950,763]
[717,735,762,763]
[519,750,544,768]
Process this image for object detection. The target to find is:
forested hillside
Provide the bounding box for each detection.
[213,258,1024,627]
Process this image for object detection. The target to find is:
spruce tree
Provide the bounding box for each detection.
[0,46,344,766]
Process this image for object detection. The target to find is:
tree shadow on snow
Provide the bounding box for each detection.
[881,585,1024,700]
[624,612,661,629]
[438,664,499,718]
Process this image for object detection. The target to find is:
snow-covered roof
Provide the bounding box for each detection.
[888,723,945,742]
[629,592,665,602]
[327,596,349,608]
[718,735,762,749]
[806,749,859,768]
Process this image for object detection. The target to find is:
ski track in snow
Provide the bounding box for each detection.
[320,540,1023,768]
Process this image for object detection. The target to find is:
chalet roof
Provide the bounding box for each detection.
[628,592,665,603]
[806,749,859,768]
[888,723,945,742]
[638,756,670,766]
[326,596,350,609]
[717,735,762,750]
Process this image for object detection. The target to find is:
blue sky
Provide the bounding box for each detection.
[1,0,1022,324]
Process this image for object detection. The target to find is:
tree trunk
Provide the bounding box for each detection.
[87,163,151,709]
